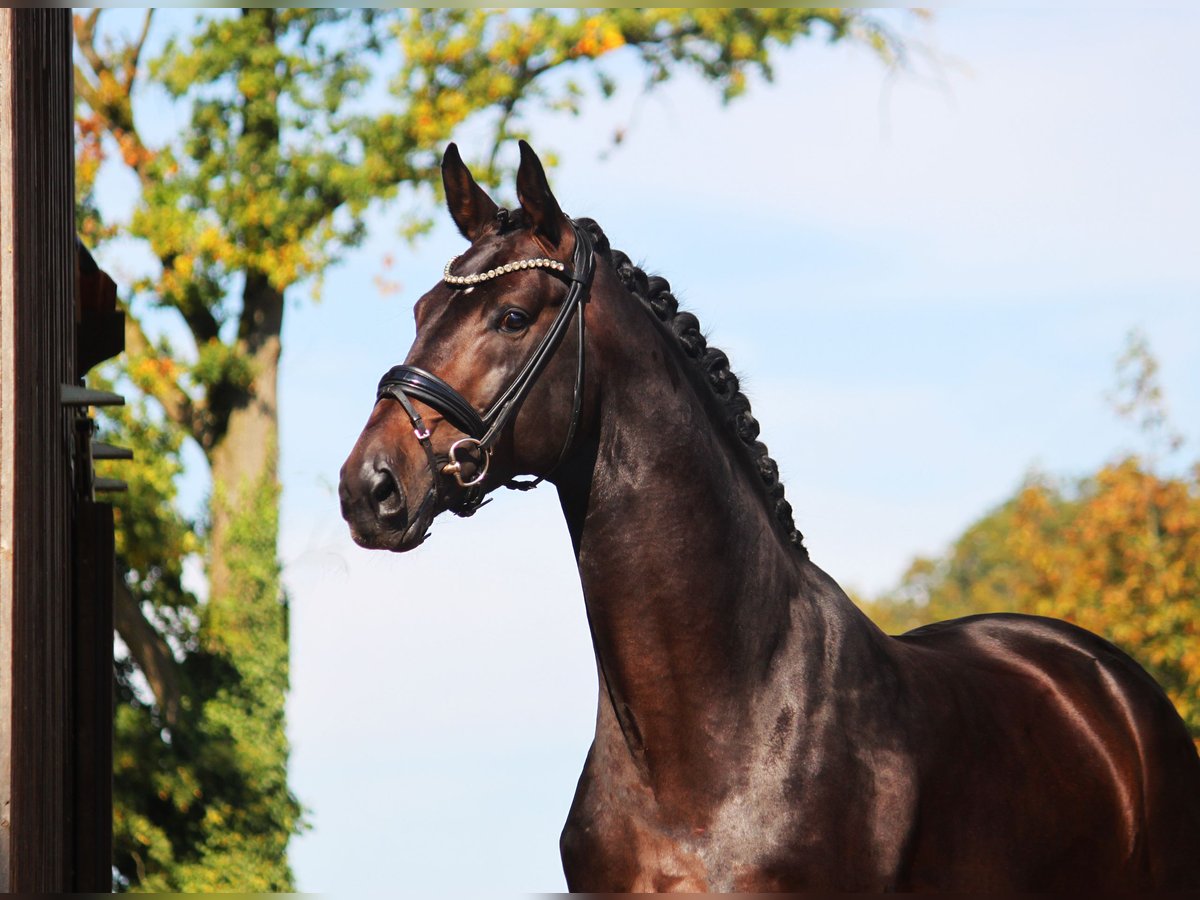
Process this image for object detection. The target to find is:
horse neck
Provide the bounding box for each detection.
[554,270,821,802]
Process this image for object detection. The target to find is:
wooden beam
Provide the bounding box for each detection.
[0,9,83,892]
[0,9,16,892]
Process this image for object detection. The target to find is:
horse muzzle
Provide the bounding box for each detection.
[338,454,430,552]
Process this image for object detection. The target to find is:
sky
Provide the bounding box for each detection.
[92,9,1200,896]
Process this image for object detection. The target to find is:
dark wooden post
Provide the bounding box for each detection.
[1,8,120,892]
[72,501,115,891]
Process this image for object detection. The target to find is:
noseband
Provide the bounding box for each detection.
[375,221,595,522]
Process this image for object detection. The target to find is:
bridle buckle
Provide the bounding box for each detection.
[441,437,491,488]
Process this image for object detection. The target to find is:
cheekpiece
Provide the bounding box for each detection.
[443,254,566,287]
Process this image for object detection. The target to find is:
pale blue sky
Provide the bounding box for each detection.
[91,9,1200,896]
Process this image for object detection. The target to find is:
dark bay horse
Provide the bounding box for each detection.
[339,142,1200,891]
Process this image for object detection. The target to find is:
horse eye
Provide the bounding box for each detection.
[499,308,530,333]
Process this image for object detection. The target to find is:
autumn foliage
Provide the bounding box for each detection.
[865,458,1200,739]
[865,330,1199,742]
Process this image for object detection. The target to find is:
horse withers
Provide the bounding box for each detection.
[340,141,1200,891]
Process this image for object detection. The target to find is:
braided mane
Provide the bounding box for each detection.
[575,217,807,557]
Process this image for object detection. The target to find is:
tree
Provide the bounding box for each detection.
[75,8,918,890]
[863,335,1199,740]
[864,461,1200,739]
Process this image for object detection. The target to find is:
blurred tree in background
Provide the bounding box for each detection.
[864,332,1200,740]
[73,8,915,890]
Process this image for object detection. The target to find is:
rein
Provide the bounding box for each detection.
[375,221,595,520]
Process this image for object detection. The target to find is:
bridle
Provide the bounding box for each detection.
[375,221,595,524]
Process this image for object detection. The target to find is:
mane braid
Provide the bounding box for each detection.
[574,217,808,557]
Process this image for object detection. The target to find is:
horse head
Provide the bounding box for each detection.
[339,142,601,551]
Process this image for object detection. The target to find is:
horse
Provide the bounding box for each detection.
[339,141,1200,891]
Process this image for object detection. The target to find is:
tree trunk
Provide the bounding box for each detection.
[190,269,298,889]
[207,272,283,627]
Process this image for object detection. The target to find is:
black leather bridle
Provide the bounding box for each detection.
[375,221,595,522]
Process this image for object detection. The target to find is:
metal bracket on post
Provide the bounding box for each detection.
[90,441,132,461]
[63,387,127,499]
[60,385,124,407]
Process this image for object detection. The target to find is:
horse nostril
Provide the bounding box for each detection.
[370,471,396,505]
[367,466,407,525]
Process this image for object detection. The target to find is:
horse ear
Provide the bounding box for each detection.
[516,140,568,248]
[442,143,499,242]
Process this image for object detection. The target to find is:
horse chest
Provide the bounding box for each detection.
[560,730,910,892]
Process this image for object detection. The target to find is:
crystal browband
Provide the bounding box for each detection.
[443,255,566,287]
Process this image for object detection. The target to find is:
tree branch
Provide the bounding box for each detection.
[125,9,155,84]
[73,64,100,110]
[73,9,105,77]
[114,574,183,729]
[180,304,221,347]
[73,8,154,181]
[124,313,210,447]
[153,252,222,347]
